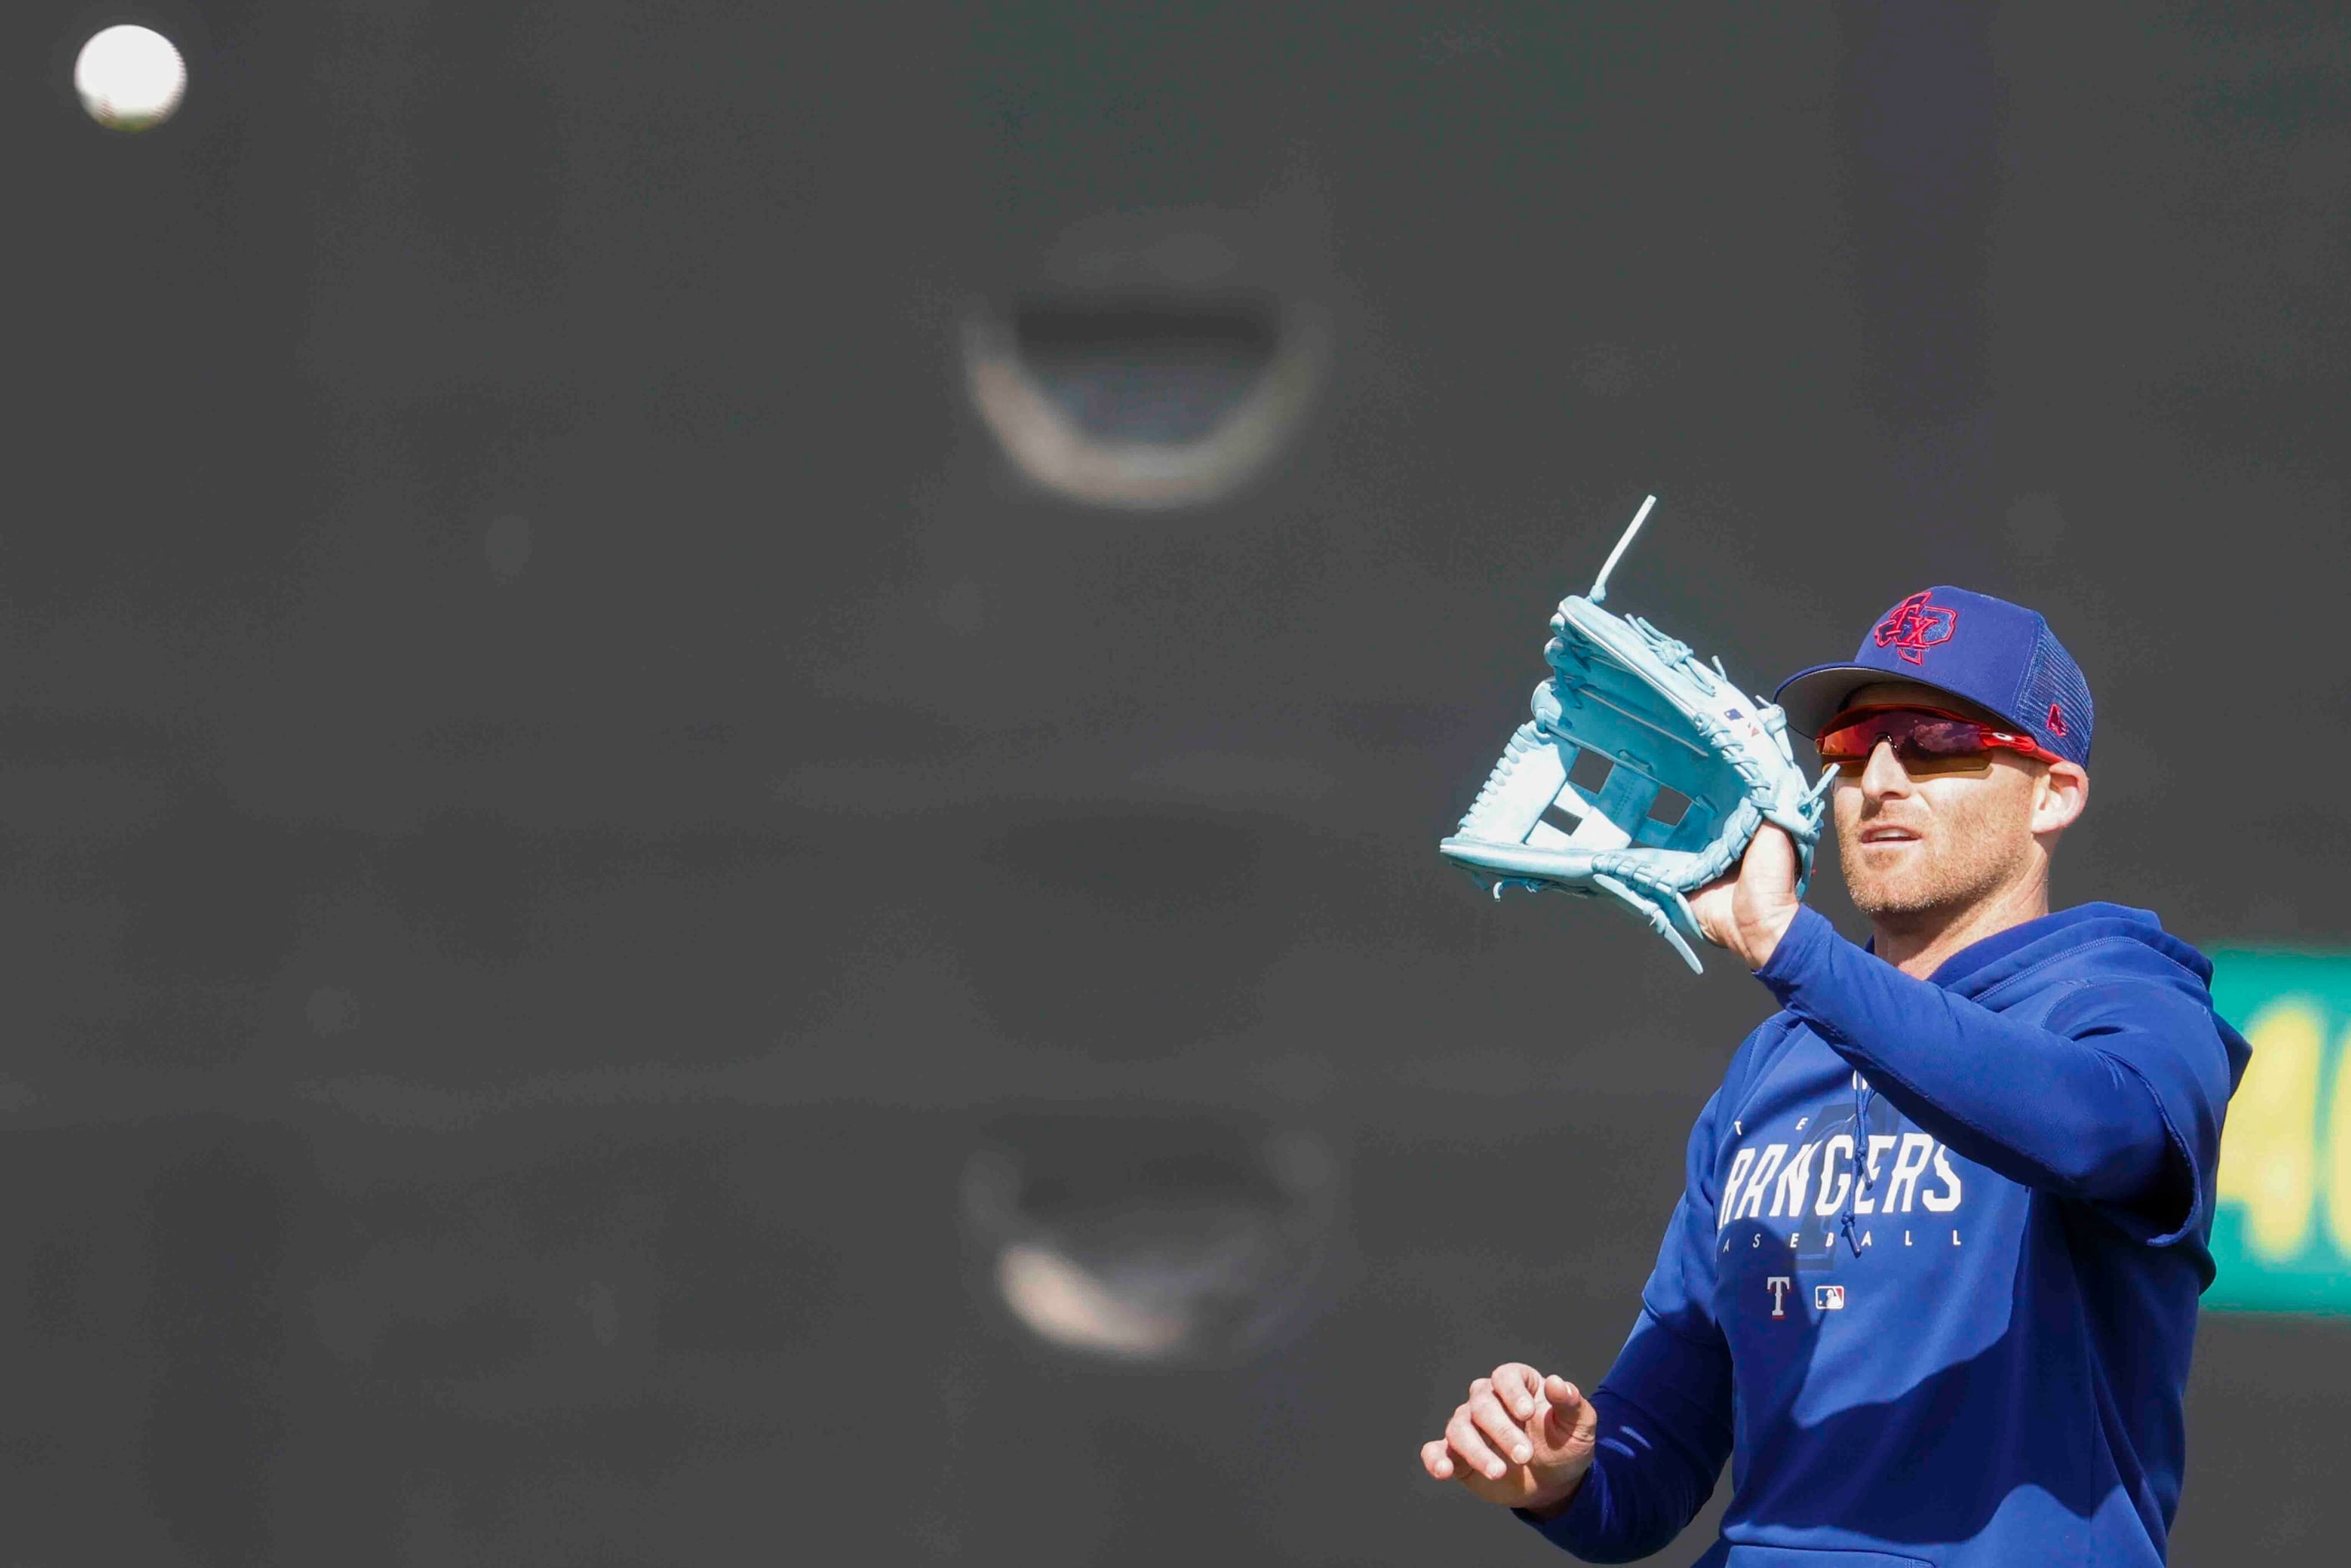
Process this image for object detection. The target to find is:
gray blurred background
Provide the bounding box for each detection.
[11,2,2350,1562]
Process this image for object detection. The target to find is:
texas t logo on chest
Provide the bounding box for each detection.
[1767,1276,1792,1318]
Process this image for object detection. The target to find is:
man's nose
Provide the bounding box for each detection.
[1859,740,1912,800]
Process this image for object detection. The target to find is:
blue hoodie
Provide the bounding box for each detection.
[1519,903,2250,1567]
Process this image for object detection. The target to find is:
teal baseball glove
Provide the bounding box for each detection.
[1438,497,1834,973]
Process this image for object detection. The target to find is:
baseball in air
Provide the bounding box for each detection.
[74,25,187,132]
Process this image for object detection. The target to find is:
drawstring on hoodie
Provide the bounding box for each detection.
[1840,1071,1878,1257]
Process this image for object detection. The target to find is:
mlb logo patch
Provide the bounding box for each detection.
[1814,1284,1847,1311]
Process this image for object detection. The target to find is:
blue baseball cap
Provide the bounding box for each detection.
[1772,586,2093,768]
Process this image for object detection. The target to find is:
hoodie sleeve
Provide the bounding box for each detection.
[1518,1085,1734,1560]
[1755,905,2227,1242]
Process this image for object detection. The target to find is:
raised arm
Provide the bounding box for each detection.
[1755,903,2225,1236]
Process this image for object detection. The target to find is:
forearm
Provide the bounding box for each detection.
[1756,906,2172,1201]
[1514,1394,1714,1560]
[1518,1310,1728,1560]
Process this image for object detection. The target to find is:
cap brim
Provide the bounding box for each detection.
[1771,663,2005,738]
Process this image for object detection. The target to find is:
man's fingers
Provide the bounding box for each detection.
[1445,1410,1507,1480]
[1742,825,1802,904]
[1489,1363,1541,1420]
[1752,822,1799,866]
[1542,1375,1587,1441]
[1467,1388,1533,1465]
[1423,1365,1592,1493]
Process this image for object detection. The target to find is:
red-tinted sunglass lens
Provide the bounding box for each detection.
[1816,712,1993,770]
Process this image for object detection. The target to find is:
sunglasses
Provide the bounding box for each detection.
[1814,706,2065,778]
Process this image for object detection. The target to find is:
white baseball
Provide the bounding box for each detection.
[75,25,188,132]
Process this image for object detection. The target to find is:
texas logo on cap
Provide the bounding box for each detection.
[1872,590,1957,665]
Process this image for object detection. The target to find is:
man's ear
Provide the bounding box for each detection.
[2033,762,2089,837]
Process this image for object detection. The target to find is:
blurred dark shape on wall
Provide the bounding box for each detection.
[962,1105,1340,1363]
[963,211,1331,508]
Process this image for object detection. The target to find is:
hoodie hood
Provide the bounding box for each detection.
[1933,902,2209,992]
[1920,903,2253,1093]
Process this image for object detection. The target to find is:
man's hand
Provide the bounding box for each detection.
[1690,822,1804,970]
[1419,1363,1600,1519]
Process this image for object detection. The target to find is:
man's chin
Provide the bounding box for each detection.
[1846,880,1959,923]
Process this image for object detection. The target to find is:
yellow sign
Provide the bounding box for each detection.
[2210,953,2351,1311]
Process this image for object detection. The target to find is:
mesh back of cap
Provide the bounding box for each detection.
[2019,623,2094,766]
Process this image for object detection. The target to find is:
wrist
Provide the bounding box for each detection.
[1518,1468,1589,1521]
[1739,901,1801,969]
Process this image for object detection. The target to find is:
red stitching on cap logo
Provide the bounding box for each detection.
[2046,702,2068,737]
[1873,590,1957,665]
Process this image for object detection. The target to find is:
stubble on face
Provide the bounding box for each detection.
[1834,758,2042,923]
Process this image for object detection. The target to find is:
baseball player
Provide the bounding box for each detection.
[1419,587,2248,1565]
